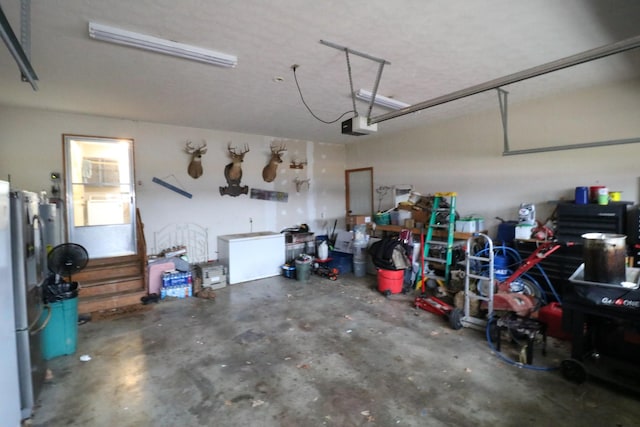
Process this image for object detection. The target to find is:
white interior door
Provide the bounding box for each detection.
[346,167,373,216]
[63,135,136,259]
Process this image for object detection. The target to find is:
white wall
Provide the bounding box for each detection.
[0,107,346,259]
[346,78,640,237]
[2,77,638,253]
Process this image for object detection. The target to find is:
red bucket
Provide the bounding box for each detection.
[377,269,404,295]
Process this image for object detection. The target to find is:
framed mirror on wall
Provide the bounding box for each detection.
[345,167,373,217]
[63,134,136,259]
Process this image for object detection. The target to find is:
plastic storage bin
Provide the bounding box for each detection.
[40,297,78,360]
[328,251,353,274]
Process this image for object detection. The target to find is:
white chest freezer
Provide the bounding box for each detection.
[217,231,285,284]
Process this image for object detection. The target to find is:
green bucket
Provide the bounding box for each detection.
[374,212,390,225]
[40,297,78,360]
[295,257,312,282]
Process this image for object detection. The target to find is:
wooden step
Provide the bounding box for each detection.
[78,289,148,315]
[74,263,142,283]
[75,252,148,315]
[73,255,143,283]
[79,276,145,298]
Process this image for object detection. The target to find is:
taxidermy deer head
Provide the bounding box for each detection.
[185,140,207,179]
[220,142,250,197]
[294,177,311,193]
[262,143,287,183]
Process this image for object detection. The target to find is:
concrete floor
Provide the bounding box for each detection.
[31,272,640,427]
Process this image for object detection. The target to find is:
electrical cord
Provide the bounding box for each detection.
[291,64,356,124]
[534,262,562,304]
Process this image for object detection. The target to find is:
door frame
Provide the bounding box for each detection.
[62,134,137,259]
[345,167,374,217]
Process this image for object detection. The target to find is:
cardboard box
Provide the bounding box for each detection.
[333,230,354,253]
[347,215,371,226]
[412,210,429,224]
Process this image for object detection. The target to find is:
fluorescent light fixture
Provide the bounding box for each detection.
[88,22,237,68]
[355,89,410,110]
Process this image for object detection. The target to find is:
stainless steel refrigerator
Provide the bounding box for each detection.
[0,180,21,425]
[10,189,48,420]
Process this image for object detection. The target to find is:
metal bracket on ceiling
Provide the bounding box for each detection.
[20,0,30,58]
[496,86,640,156]
[0,0,38,90]
[503,136,640,156]
[496,88,509,153]
[368,34,640,128]
[320,39,390,121]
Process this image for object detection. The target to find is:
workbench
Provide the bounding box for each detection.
[372,224,482,241]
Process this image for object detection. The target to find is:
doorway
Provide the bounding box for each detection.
[63,135,136,259]
[345,167,373,217]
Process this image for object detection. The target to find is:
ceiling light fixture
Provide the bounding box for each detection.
[88,22,237,68]
[355,89,409,110]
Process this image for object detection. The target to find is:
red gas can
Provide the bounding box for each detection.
[538,302,571,341]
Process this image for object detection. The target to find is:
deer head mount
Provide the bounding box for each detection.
[185,140,208,179]
[293,177,311,193]
[220,142,250,197]
[262,143,287,183]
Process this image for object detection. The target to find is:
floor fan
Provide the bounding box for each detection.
[44,243,89,303]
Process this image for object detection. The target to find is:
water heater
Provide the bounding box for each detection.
[39,203,62,252]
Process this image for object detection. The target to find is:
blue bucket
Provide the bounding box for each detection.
[40,297,78,360]
[494,254,510,281]
[281,264,296,279]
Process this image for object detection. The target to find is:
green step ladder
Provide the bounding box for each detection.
[417,192,457,291]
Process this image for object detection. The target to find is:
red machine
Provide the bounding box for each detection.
[415,238,568,328]
[489,240,566,317]
[414,294,464,329]
[414,231,464,329]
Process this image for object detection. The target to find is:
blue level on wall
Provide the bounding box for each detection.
[152,177,192,199]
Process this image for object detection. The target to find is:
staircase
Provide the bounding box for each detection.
[76,210,148,315]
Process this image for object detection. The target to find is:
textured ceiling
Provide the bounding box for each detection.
[1,0,639,143]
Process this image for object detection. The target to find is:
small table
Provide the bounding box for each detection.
[493,314,547,365]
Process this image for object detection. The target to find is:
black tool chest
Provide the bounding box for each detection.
[515,202,628,300]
